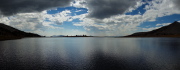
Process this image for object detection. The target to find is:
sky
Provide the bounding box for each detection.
[0,0,180,36]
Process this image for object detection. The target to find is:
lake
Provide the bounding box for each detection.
[0,37,180,70]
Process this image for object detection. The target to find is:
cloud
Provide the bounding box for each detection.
[0,10,72,32]
[73,14,144,36]
[72,0,180,36]
[173,0,180,10]
[156,23,171,26]
[142,27,161,31]
[1,0,180,36]
[130,0,180,24]
[47,10,72,25]
[86,0,142,19]
[71,0,87,8]
[0,12,46,31]
[0,0,72,16]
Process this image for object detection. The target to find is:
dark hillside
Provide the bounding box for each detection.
[125,21,180,37]
[0,23,41,40]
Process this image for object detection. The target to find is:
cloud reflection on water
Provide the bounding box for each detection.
[0,38,179,70]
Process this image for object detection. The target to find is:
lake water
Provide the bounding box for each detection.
[0,37,180,70]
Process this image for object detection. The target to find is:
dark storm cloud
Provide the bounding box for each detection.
[86,0,140,19]
[173,0,180,9]
[0,0,72,16]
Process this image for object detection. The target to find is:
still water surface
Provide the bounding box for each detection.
[0,37,180,70]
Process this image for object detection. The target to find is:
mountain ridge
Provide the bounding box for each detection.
[125,21,180,37]
[0,23,41,41]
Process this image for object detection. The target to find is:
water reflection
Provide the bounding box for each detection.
[88,52,156,70]
[0,38,179,70]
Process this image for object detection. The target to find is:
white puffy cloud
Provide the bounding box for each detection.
[142,0,180,21]
[1,0,180,36]
[0,10,72,35]
[72,0,180,36]
[142,22,174,32]
[0,12,46,31]
[73,14,144,35]
[156,23,171,26]
[47,10,72,25]
[142,27,160,31]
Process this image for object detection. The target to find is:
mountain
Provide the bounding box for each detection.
[0,23,41,40]
[125,21,180,37]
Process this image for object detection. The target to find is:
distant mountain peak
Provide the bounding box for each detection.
[173,21,179,23]
[171,21,180,25]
